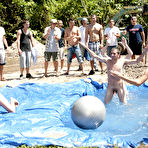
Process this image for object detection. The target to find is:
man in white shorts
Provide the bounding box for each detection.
[57,20,65,72]
[0,24,8,81]
[16,20,34,79]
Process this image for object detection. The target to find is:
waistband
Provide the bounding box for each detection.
[68,44,79,48]
[89,41,100,43]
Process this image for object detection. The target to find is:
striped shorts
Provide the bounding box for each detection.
[88,41,101,60]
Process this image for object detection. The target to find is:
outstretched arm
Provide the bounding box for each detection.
[122,37,133,59]
[110,69,148,86]
[136,44,148,62]
[79,42,109,63]
[125,44,148,64]
[0,94,19,113]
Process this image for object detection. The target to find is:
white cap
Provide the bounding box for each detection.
[50,19,57,24]
[82,18,88,21]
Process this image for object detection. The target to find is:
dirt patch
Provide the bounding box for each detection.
[1,40,148,87]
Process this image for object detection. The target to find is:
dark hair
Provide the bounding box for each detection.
[18,20,29,29]
[22,19,29,25]
[91,14,97,18]
[111,48,120,55]
[69,18,75,22]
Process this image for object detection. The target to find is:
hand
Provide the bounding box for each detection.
[47,28,51,34]
[142,42,146,48]
[5,46,9,54]
[122,37,127,45]
[112,32,116,36]
[54,35,57,39]
[18,49,22,55]
[99,44,103,49]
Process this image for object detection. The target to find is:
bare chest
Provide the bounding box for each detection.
[67,27,78,36]
[107,60,124,72]
[88,25,100,34]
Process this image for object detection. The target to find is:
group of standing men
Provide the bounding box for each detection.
[0,15,146,80]
[42,14,145,77]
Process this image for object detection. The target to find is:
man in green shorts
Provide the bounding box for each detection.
[43,19,61,77]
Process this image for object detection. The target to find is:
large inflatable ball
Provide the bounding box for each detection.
[71,96,106,129]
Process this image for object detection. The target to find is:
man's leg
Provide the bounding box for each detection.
[99,61,103,74]
[117,87,127,104]
[59,47,64,71]
[19,51,25,78]
[104,86,114,104]
[54,61,59,76]
[65,48,73,75]
[26,51,33,78]
[44,61,48,76]
[61,59,64,71]
[75,46,86,74]
[0,65,4,81]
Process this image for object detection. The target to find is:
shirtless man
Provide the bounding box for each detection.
[111,45,148,86]
[80,37,133,104]
[64,18,85,75]
[85,14,104,75]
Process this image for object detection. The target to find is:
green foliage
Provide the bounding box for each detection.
[0,0,147,45]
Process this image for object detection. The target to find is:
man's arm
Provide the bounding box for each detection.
[54,28,61,41]
[141,31,145,47]
[99,25,104,49]
[16,30,22,55]
[85,26,89,45]
[122,37,133,59]
[3,36,8,49]
[64,28,70,41]
[125,44,148,64]
[30,32,35,47]
[43,27,51,39]
[110,69,148,86]
[79,42,109,63]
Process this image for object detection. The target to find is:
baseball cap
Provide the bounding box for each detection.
[50,19,57,24]
[82,18,88,21]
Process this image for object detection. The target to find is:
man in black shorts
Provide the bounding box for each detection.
[123,16,145,59]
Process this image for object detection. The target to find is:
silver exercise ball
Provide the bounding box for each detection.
[71,96,106,129]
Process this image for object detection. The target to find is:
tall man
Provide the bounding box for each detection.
[43,19,61,77]
[104,19,120,56]
[123,16,145,59]
[85,14,104,75]
[64,18,85,75]
[17,20,34,79]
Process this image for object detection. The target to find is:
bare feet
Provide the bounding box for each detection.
[43,74,48,78]
[56,73,59,77]
[1,77,6,81]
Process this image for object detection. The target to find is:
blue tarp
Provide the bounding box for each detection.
[0,79,147,148]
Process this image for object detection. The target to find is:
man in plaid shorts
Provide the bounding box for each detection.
[85,14,104,75]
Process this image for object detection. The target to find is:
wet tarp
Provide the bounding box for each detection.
[0,79,147,148]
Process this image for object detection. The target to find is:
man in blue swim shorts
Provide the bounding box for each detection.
[64,18,86,75]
